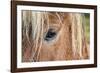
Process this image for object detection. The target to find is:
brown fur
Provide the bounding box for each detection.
[22,11,89,62]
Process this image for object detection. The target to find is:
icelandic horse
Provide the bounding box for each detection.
[22,11,89,62]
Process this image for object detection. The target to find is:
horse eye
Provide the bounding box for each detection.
[44,29,56,41]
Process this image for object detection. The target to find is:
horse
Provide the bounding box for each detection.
[22,11,89,62]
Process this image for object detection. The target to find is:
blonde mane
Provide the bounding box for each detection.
[22,11,88,62]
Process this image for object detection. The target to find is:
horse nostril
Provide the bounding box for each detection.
[44,29,56,41]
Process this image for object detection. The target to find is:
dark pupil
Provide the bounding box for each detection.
[45,29,56,41]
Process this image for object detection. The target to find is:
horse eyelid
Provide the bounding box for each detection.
[44,29,57,41]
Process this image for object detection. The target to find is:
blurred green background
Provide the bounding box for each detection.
[84,13,90,43]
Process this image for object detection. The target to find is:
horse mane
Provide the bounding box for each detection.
[22,11,88,62]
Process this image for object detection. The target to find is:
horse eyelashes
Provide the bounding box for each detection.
[44,29,57,41]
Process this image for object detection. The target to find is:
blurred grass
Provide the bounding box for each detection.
[84,13,90,43]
